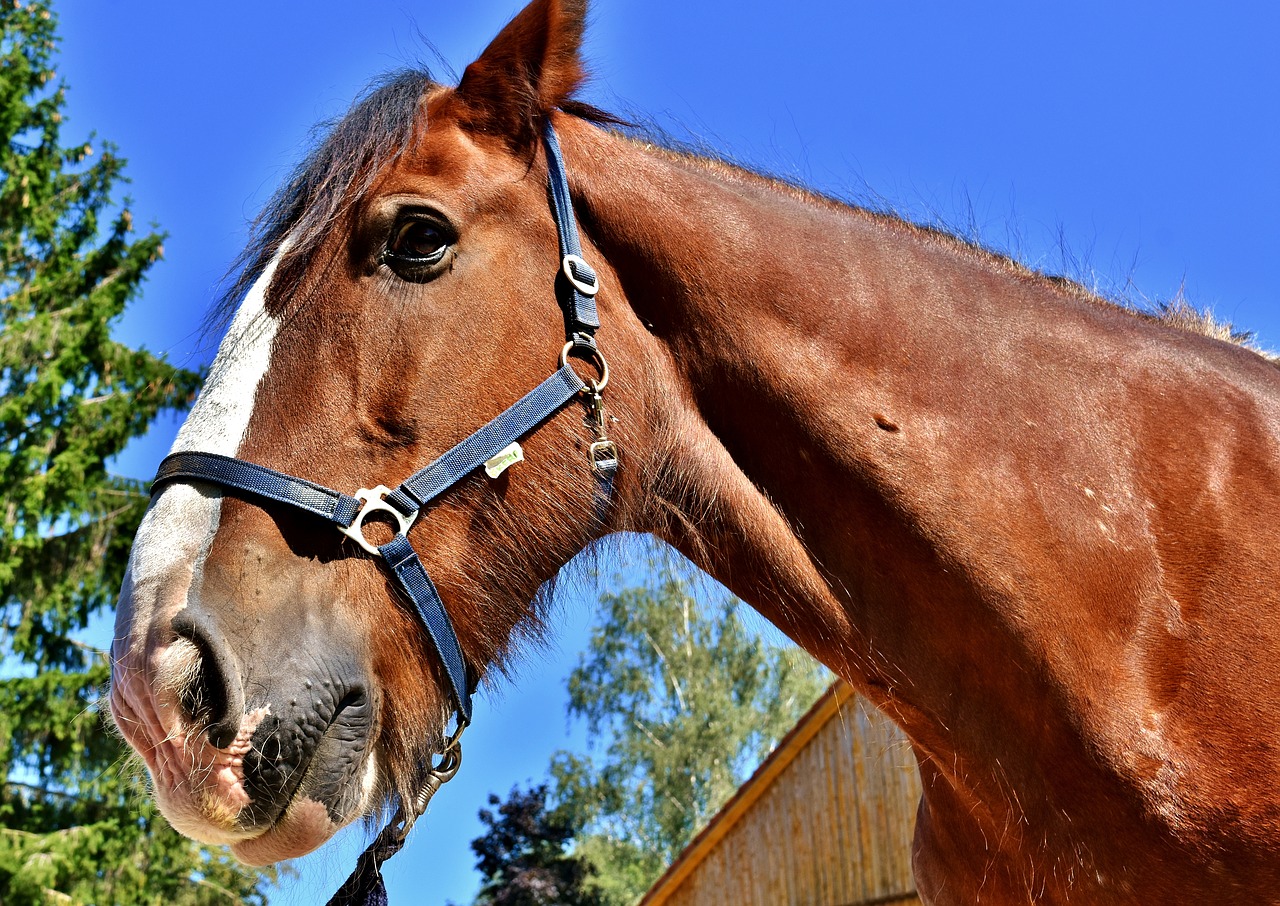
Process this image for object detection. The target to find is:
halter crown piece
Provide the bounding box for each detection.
[149,122,615,906]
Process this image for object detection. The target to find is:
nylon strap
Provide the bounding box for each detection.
[386,363,586,515]
[594,463,617,526]
[154,451,362,528]
[378,533,472,725]
[544,122,600,341]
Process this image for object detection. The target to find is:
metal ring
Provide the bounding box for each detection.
[337,485,417,557]
[562,254,600,297]
[559,340,609,392]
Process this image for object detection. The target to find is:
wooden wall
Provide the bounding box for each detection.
[640,682,922,906]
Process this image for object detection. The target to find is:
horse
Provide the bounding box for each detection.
[109,0,1280,902]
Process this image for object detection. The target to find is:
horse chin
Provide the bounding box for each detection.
[231,747,382,864]
[117,676,381,864]
[159,751,380,866]
[228,797,344,866]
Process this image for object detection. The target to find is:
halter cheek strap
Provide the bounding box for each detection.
[545,123,600,343]
[147,121,615,905]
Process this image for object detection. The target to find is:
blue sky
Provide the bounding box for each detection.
[54,1,1280,903]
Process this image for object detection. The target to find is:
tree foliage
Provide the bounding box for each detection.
[466,784,606,906]
[0,2,274,902]
[550,554,831,904]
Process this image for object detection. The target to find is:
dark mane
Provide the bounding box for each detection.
[604,123,1276,364]
[214,71,1270,365]
[212,69,439,329]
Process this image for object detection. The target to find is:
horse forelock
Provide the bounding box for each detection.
[209,69,441,335]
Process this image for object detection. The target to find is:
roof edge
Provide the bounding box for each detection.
[639,679,856,905]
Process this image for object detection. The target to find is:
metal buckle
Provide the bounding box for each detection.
[589,440,619,474]
[338,485,416,556]
[562,254,600,297]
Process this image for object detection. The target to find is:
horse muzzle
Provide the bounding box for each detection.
[110,583,380,865]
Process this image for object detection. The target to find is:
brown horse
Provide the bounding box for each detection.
[110,0,1280,901]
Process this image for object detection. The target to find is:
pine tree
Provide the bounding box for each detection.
[0,2,275,902]
[549,554,831,904]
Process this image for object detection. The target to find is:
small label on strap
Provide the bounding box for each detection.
[483,442,524,478]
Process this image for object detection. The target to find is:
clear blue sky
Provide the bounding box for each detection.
[54,1,1279,903]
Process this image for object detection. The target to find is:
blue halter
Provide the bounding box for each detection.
[148,122,615,903]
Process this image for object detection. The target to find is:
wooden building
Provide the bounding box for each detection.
[640,681,922,906]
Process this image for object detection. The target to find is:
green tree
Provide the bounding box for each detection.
[550,554,831,904]
[0,3,275,902]
[465,784,606,906]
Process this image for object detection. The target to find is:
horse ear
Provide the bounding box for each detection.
[455,0,588,145]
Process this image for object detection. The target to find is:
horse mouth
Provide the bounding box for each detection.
[227,689,379,863]
[111,645,380,864]
[229,752,379,865]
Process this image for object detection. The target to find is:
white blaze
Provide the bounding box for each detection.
[111,246,382,850]
[173,259,283,456]
[121,251,285,625]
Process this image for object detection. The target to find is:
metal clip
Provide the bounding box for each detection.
[585,389,620,474]
[586,389,606,433]
[590,439,619,474]
[384,724,466,847]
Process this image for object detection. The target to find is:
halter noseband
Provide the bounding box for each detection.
[149,122,615,903]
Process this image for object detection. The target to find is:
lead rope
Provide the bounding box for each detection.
[324,728,464,906]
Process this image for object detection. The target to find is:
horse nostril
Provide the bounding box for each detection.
[175,638,229,739]
[170,614,242,749]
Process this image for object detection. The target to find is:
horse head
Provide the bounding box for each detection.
[109,0,645,864]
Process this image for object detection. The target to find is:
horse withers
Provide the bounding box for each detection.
[110,1,1280,901]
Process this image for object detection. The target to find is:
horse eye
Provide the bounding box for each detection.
[389,219,449,262]
[382,215,454,282]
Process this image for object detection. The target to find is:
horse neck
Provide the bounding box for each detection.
[559,114,1226,772]
[559,115,1280,894]
[560,122,879,662]
[563,117,1097,641]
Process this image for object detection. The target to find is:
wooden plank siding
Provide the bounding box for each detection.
[640,681,922,906]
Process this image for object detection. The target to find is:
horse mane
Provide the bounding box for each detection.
[599,121,1275,364]
[211,69,1270,366]
[1143,293,1274,359]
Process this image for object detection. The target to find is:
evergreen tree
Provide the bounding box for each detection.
[466,784,605,906]
[0,3,275,902]
[550,554,831,904]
